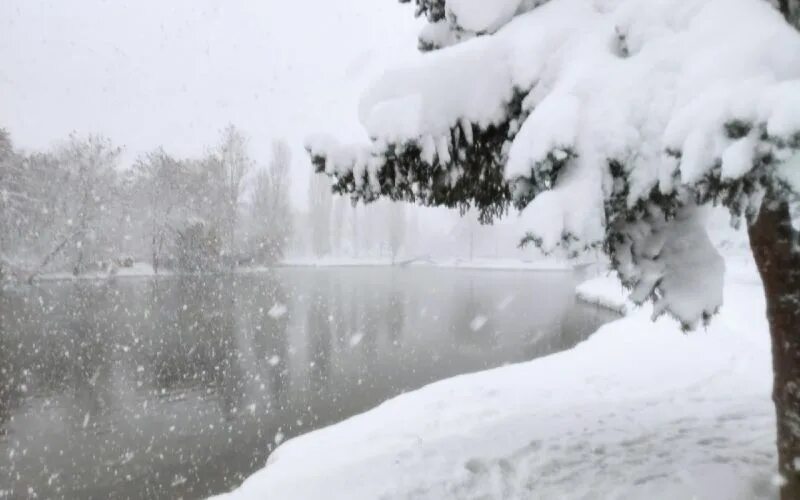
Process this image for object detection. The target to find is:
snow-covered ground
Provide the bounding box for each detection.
[575,272,631,314]
[217,255,777,500]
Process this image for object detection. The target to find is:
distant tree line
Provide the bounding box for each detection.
[0,123,537,282]
[0,125,293,282]
[307,181,409,262]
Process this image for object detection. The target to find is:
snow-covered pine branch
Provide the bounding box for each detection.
[307,0,800,329]
[404,0,553,51]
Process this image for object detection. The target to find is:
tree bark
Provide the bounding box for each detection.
[749,197,800,500]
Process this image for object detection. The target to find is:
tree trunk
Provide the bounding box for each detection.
[152,233,159,275]
[749,197,800,500]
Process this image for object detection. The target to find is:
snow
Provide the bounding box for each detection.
[280,256,399,268]
[446,0,523,33]
[358,37,515,146]
[721,135,757,179]
[215,256,776,500]
[33,262,172,283]
[267,303,288,319]
[348,332,365,348]
[342,0,800,189]
[778,153,800,191]
[22,258,577,287]
[505,92,580,179]
[310,0,800,327]
[279,256,575,271]
[645,207,726,324]
[468,315,488,331]
[427,257,573,271]
[575,272,630,314]
[776,152,800,231]
[418,21,461,51]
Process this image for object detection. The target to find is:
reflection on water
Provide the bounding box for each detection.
[0,268,617,499]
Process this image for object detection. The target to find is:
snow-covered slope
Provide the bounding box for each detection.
[216,257,776,500]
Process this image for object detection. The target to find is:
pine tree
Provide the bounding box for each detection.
[307,0,800,495]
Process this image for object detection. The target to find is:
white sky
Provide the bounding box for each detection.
[0,0,422,207]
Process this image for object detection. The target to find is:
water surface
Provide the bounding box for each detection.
[0,267,617,499]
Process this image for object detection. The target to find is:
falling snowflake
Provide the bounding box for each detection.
[268,303,288,319]
[470,315,488,331]
[496,295,515,311]
[349,332,364,347]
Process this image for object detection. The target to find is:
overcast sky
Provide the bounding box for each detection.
[0,0,421,207]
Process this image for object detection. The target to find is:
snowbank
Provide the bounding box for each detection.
[575,272,631,314]
[217,258,776,500]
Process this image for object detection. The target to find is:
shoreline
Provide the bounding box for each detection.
[16,258,588,285]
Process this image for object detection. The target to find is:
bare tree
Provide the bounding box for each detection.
[214,125,253,258]
[31,135,121,277]
[249,139,294,263]
[308,171,332,258]
[388,201,406,262]
[0,129,23,277]
[330,197,346,256]
[131,149,186,272]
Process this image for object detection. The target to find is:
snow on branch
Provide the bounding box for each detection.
[308,0,800,327]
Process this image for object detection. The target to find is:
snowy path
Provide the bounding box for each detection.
[218,260,778,500]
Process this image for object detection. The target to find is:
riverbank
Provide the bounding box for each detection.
[217,256,777,500]
[29,262,171,283]
[20,257,580,285]
[279,256,577,271]
[0,263,610,499]
[575,272,630,314]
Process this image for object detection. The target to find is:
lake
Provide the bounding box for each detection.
[0,267,617,499]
